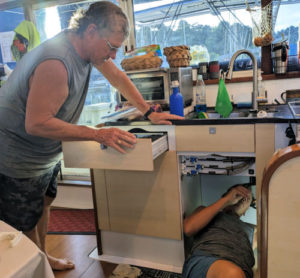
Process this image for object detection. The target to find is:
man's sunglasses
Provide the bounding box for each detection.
[105,39,119,52]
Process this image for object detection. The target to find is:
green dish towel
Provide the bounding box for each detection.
[14,20,40,51]
[215,78,233,118]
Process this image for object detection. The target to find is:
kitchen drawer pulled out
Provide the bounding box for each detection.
[134,132,168,160]
[62,131,168,171]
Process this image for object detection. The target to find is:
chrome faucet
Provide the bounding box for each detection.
[226,49,258,112]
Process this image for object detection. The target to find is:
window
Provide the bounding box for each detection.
[34,0,125,126]
[0,7,25,70]
[132,0,259,67]
[132,0,300,72]
[274,1,300,72]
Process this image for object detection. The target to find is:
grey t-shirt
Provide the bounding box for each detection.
[191,212,255,278]
[0,30,92,178]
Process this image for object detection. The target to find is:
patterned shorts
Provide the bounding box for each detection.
[0,161,61,232]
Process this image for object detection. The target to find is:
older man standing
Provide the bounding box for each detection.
[0,1,182,271]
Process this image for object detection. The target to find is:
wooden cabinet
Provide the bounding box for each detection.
[175,125,255,152]
[93,151,182,240]
[254,124,275,278]
[62,123,280,274]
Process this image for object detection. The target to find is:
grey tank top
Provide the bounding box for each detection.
[191,212,255,278]
[0,30,92,178]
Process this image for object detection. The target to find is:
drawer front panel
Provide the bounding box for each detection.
[176,125,255,152]
[62,139,154,171]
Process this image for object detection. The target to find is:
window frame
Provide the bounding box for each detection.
[261,0,272,75]
[0,0,288,76]
[124,0,277,76]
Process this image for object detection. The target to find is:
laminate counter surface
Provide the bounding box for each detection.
[105,104,299,126]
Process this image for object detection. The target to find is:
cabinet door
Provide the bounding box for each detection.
[176,125,255,152]
[92,169,110,231]
[105,151,182,240]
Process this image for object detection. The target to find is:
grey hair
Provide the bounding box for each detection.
[69,1,129,37]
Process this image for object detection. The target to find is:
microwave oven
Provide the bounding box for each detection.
[119,67,193,110]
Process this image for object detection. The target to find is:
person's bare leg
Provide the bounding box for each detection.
[206,259,246,278]
[37,195,75,271]
[24,226,41,248]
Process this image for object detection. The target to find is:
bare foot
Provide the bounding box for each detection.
[48,255,75,271]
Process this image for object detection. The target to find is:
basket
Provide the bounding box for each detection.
[121,55,162,71]
[163,45,192,67]
[168,58,191,67]
[247,0,281,47]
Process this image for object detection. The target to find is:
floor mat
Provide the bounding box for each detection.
[137,266,182,278]
[109,264,182,278]
[48,209,96,235]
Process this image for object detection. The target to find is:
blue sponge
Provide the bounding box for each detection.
[237,102,252,108]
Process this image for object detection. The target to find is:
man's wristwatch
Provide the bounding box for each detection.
[143,107,154,120]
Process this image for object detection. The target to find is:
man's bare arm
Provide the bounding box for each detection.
[183,186,250,237]
[96,59,184,124]
[25,59,136,153]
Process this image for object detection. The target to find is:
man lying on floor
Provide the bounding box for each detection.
[182,184,255,278]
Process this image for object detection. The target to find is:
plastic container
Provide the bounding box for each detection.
[198,62,209,80]
[257,75,268,103]
[170,80,184,116]
[209,61,220,79]
[258,75,264,97]
[272,40,289,75]
[195,74,207,113]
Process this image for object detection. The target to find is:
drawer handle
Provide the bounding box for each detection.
[100,144,108,150]
[209,127,216,134]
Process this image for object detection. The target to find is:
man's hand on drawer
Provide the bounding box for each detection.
[95,128,137,154]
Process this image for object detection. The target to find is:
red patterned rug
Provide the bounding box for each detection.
[48,209,96,235]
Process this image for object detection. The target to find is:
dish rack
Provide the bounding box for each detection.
[288,101,300,143]
[288,101,300,118]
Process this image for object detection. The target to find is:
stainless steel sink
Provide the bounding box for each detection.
[206,112,250,119]
[189,110,278,119]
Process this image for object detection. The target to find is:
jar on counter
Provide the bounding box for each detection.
[209,61,220,79]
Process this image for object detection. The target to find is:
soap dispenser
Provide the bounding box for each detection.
[257,75,268,103]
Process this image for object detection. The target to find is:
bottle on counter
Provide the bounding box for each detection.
[170,80,184,116]
[195,74,207,112]
[257,74,268,103]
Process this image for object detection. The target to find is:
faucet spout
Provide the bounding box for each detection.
[226,49,258,111]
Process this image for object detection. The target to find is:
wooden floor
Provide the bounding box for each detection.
[46,234,117,278]
[47,234,259,278]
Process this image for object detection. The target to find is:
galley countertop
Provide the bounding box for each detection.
[104,104,300,126]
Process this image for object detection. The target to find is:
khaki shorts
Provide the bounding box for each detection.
[0,161,61,231]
